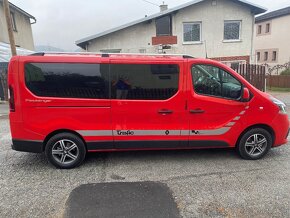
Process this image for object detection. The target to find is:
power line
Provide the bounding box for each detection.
[141,0,160,7]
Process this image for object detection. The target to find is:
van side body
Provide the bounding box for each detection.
[8,54,289,168]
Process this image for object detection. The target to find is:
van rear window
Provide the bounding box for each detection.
[25,63,110,99]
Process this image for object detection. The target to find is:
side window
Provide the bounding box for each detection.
[110,64,179,100]
[25,63,109,99]
[191,64,242,100]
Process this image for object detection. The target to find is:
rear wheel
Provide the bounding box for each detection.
[45,133,86,169]
[237,128,272,160]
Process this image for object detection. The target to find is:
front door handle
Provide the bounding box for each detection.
[158,109,173,114]
[190,109,205,114]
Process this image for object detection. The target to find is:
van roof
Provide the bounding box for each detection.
[28,52,195,59]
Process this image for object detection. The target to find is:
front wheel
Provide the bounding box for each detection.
[237,128,272,160]
[45,133,86,169]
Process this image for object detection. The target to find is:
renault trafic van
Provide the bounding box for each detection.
[8,53,289,168]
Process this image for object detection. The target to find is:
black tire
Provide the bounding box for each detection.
[45,133,86,169]
[237,128,272,160]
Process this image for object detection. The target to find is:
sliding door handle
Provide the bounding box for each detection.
[158,109,173,114]
[190,109,205,114]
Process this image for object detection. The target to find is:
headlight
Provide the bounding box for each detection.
[271,97,287,114]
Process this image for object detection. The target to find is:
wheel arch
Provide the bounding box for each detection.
[236,124,275,148]
[43,129,87,151]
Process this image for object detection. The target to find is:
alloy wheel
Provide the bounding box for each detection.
[245,134,267,157]
[51,139,79,165]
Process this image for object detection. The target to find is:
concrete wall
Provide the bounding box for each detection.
[0,3,34,50]
[254,14,290,67]
[87,0,255,61]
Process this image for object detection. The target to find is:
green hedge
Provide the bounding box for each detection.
[281,69,290,75]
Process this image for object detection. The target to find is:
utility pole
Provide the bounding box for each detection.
[3,0,17,56]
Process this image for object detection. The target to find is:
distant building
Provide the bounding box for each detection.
[76,0,266,67]
[0,0,36,50]
[254,7,290,68]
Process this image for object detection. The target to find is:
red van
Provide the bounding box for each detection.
[8,53,289,169]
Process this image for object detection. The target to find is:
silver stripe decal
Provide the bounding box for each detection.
[190,127,231,136]
[245,106,250,110]
[181,130,190,136]
[77,130,113,136]
[239,111,246,115]
[226,122,235,127]
[233,116,240,121]
[113,130,180,136]
[78,127,232,137]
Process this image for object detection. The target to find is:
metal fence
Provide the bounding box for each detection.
[0,62,8,101]
[267,75,290,88]
[235,64,266,91]
[263,62,290,75]
[263,62,290,88]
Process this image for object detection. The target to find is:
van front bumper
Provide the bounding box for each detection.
[12,139,44,153]
[271,113,289,147]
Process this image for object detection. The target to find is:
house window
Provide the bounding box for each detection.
[156,15,172,36]
[272,51,277,61]
[183,22,201,43]
[139,49,146,53]
[258,25,262,34]
[257,52,260,61]
[10,12,17,31]
[266,23,270,33]
[264,52,268,61]
[224,21,241,41]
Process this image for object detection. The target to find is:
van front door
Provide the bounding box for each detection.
[187,62,248,147]
[110,60,187,149]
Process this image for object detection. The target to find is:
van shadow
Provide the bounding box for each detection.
[10,146,285,172]
[84,147,284,176]
[85,148,238,161]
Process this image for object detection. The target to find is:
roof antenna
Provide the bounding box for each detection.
[141,0,159,7]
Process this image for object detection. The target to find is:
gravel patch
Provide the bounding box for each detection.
[0,117,289,217]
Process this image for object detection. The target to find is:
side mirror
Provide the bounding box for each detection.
[242,87,250,102]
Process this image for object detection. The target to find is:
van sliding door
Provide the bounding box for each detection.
[110,59,187,149]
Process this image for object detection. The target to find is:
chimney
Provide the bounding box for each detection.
[159,4,168,12]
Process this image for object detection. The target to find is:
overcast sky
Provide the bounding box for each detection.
[9,0,290,51]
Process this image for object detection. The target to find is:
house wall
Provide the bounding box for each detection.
[254,14,290,67]
[173,0,254,59]
[88,21,156,53]
[0,3,34,50]
[87,0,255,63]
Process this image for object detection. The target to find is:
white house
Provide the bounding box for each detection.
[254,7,290,68]
[0,0,36,51]
[76,0,266,67]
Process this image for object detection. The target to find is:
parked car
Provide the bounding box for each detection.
[8,53,289,169]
